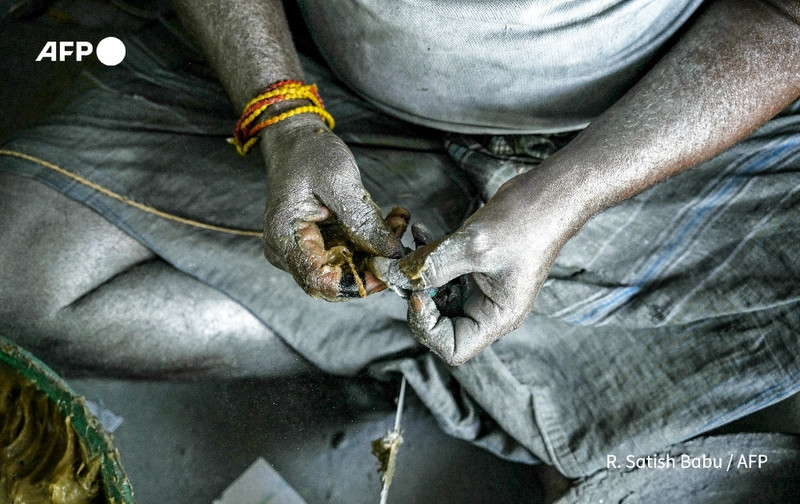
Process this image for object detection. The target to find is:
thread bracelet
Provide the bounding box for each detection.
[229,80,335,155]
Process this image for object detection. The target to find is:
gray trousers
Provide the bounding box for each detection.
[1,15,799,491]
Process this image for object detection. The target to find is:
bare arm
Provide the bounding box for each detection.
[173,0,404,300]
[402,0,800,365]
[172,0,303,110]
[543,0,800,225]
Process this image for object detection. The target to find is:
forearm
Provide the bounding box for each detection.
[519,0,800,234]
[398,0,800,365]
[172,0,304,110]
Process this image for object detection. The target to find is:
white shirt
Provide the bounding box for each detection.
[298,0,706,133]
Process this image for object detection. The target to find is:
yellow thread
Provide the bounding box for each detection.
[231,105,335,155]
[232,82,334,156]
[1,149,373,297]
[243,82,304,111]
[257,105,334,131]
[0,149,262,237]
[346,254,367,298]
[244,83,322,112]
[236,136,260,156]
[240,88,323,131]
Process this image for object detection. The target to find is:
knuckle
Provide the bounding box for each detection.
[262,246,282,269]
[261,232,286,269]
[349,208,377,236]
[458,227,494,270]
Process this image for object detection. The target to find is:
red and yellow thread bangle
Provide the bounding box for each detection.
[229,80,334,156]
[242,79,322,112]
[235,105,335,155]
[238,88,323,132]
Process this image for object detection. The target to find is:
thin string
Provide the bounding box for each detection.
[0,149,262,237]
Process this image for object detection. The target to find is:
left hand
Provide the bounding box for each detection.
[398,168,584,366]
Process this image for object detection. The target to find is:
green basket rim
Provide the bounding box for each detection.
[0,336,135,504]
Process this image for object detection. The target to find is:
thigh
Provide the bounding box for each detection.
[0,172,154,318]
[0,173,311,377]
[481,107,800,475]
[0,15,477,378]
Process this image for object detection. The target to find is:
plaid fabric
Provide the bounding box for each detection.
[445,132,578,201]
[438,102,800,474]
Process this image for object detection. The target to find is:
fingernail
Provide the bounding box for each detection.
[364,272,387,295]
[410,291,426,311]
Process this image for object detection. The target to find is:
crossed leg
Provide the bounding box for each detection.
[0,172,312,378]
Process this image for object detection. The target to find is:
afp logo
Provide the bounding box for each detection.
[36,36,126,66]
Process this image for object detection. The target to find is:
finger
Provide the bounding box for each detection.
[411,222,435,247]
[323,186,405,259]
[338,271,368,298]
[407,290,501,366]
[290,219,344,301]
[263,203,332,272]
[398,230,483,290]
[385,206,411,239]
[261,233,284,270]
[338,270,386,298]
[407,291,453,358]
[295,219,391,299]
[409,272,525,365]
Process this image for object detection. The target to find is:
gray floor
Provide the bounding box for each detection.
[68,375,543,503]
[0,3,550,503]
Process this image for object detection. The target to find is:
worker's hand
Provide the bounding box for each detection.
[399,169,583,365]
[259,114,405,301]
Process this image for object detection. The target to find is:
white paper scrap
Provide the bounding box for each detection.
[84,399,124,433]
[212,458,307,504]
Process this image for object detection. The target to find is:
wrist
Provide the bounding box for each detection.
[230,80,334,156]
[510,158,597,244]
[257,110,331,161]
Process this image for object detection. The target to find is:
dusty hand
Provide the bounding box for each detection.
[399,171,582,365]
[259,114,405,301]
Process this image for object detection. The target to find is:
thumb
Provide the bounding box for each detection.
[398,229,481,289]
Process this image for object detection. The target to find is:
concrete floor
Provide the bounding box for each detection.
[0,3,549,503]
[68,375,544,503]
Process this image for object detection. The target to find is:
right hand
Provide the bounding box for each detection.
[259,113,405,301]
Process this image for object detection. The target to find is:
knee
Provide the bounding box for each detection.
[0,172,153,325]
[0,174,58,322]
